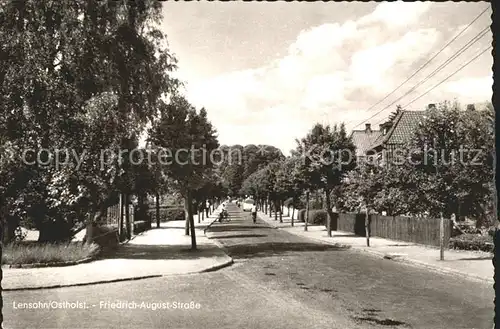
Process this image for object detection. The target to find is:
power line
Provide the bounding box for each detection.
[402,45,492,108]
[351,6,490,129]
[399,27,489,99]
[355,24,489,127]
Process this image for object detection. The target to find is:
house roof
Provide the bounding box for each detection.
[350,129,382,156]
[369,110,426,150]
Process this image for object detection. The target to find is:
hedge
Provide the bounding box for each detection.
[307,209,328,225]
[296,209,330,226]
[149,207,185,222]
[83,225,119,251]
[449,233,493,253]
[297,209,306,222]
[133,221,150,234]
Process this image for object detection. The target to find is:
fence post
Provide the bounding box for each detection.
[125,195,131,240]
[118,194,123,240]
[365,209,370,247]
[305,191,310,231]
[156,192,160,228]
[440,213,444,260]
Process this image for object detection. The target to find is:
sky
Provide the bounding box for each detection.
[159,1,493,155]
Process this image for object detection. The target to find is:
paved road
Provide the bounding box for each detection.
[3,204,493,329]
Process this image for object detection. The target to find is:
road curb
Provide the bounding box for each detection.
[381,252,494,284]
[199,258,234,273]
[2,275,164,292]
[2,256,236,292]
[204,231,235,262]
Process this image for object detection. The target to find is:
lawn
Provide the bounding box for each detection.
[2,241,100,266]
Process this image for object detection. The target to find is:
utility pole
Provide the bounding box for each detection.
[434,138,444,261]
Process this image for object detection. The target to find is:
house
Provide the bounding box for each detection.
[367,105,431,164]
[349,123,382,165]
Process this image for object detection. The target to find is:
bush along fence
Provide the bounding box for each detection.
[148,206,185,223]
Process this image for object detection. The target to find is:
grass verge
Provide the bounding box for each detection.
[2,242,100,266]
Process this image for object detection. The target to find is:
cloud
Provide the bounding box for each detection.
[182,2,489,153]
[443,75,493,101]
[358,2,432,28]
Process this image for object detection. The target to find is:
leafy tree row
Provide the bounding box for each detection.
[0,1,228,251]
[240,101,495,236]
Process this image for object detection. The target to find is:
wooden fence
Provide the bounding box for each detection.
[335,212,452,247]
[104,203,120,227]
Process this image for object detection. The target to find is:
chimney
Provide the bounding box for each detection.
[466,104,475,111]
[365,123,371,133]
[427,103,436,111]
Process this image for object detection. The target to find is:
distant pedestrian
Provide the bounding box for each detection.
[251,202,257,223]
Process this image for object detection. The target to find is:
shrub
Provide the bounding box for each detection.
[297,209,306,222]
[148,207,185,222]
[449,233,493,253]
[3,241,100,266]
[164,207,185,221]
[83,225,119,250]
[133,220,150,234]
[307,209,328,225]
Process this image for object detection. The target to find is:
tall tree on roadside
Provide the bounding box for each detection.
[149,96,219,249]
[295,123,356,236]
[408,101,494,220]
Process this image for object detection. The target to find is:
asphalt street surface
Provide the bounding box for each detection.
[3,203,493,329]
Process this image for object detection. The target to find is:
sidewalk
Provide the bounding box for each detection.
[2,207,232,291]
[257,210,494,284]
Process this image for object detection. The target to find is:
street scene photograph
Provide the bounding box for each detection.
[0,1,496,328]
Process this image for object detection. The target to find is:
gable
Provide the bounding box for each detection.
[350,130,382,156]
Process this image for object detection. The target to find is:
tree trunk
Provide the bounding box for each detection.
[274,200,278,221]
[155,192,160,228]
[187,190,197,250]
[287,206,290,217]
[305,191,310,231]
[325,188,332,237]
[279,200,283,223]
[291,207,295,227]
[85,212,94,245]
[269,197,273,218]
[184,196,190,236]
[365,207,370,247]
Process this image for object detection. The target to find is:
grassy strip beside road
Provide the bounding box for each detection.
[2,242,100,267]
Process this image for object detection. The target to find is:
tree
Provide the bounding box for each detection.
[219,144,284,197]
[274,156,305,224]
[0,0,179,242]
[343,161,384,246]
[295,123,356,236]
[407,101,494,221]
[148,96,219,249]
